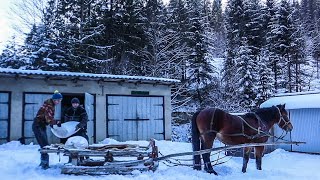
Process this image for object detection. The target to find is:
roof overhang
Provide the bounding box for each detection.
[0,68,180,86]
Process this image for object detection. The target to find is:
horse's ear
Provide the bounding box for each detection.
[283,104,286,109]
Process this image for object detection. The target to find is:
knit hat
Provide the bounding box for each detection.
[71,97,80,104]
[52,90,63,100]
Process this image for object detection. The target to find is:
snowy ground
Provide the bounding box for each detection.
[1,139,319,180]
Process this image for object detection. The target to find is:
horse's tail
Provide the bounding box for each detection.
[191,110,201,170]
[191,110,201,151]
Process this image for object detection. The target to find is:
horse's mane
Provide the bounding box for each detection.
[242,112,257,120]
[251,106,279,123]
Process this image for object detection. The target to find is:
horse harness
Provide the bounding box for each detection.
[236,114,269,140]
[200,107,288,140]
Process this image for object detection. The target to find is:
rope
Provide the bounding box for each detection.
[158,149,234,167]
[154,141,305,162]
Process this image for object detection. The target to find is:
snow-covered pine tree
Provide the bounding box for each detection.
[21,24,47,70]
[0,37,22,69]
[290,0,308,92]
[255,50,274,106]
[310,0,320,79]
[140,0,169,77]
[166,0,195,115]
[98,0,147,75]
[166,0,189,80]
[118,0,148,75]
[208,0,226,58]
[56,0,109,73]
[235,38,257,110]
[275,0,294,92]
[264,0,279,92]
[185,0,215,109]
[223,0,246,111]
[20,0,67,71]
[243,0,264,58]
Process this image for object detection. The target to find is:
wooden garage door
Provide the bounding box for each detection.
[107,96,164,141]
[0,92,10,144]
[23,93,61,145]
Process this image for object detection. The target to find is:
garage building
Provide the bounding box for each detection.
[0,68,179,145]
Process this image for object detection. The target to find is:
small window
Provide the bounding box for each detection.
[131,91,149,95]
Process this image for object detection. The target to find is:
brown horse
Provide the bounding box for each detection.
[191,104,293,175]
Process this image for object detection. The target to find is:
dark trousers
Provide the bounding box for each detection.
[32,122,49,166]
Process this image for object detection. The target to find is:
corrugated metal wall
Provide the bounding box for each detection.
[0,92,10,144]
[274,108,320,153]
[107,96,164,141]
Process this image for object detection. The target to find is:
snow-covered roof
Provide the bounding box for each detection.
[0,68,180,85]
[260,91,320,109]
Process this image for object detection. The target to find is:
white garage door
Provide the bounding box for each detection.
[0,92,10,144]
[107,96,164,141]
[23,93,61,145]
[85,92,95,144]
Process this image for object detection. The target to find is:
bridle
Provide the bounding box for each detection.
[275,106,291,130]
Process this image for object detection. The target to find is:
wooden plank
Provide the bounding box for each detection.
[61,161,159,175]
[40,148,152,157]
[88,144,140,150]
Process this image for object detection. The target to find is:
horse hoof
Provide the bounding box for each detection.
[257,167,262,170]
[193,166,201,171]
[242,169,246,173]
[206,169,218,175]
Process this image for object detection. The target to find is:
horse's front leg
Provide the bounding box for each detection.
[254,146,265,170]
[200,134,218,175]
[242,147,252,173]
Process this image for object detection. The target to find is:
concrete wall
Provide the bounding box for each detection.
[0,76,172,143]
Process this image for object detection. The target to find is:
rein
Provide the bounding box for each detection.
[274,106,291,140]
[275,107,291,129]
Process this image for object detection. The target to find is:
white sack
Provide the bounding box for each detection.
[51,121,80,138]
[65,136,89,149]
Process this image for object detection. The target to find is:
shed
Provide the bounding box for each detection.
[260,91,320,154]
[0,68,179,145]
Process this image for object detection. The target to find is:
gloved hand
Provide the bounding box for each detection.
[56,121,62,127]
[49,120,57,128]
[76,123,86,130]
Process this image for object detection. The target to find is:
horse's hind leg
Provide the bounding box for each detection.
[255,146,265,170]
[192,135,201,170]
[200,134,218,175]
[242,147,252,173]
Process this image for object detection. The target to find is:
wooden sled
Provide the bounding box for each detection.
[40,139,159,175]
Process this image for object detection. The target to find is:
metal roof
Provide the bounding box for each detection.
[260,91,320,109]
[0,68,180,85]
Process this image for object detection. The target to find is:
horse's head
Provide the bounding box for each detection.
[276,104,293,132]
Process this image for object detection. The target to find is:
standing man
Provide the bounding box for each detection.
[32,90,63,169]
[62,97,89,143]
